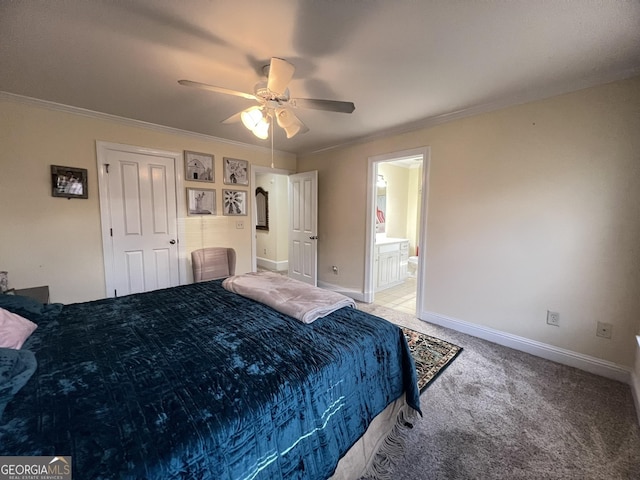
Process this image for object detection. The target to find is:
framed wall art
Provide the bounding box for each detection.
[187,188,216,216]
[51,165,88,199]
[223,157,249,185]
[185,151,214,182]
[255,187,269,231]
[223,189,247,216]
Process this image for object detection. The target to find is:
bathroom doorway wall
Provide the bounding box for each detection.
[365,147,430,314]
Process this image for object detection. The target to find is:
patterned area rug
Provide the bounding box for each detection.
[401,327,462,392]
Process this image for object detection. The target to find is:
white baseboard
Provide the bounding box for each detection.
[632,372,640,426]
[312,284,634,397]
[420,310,632,385]
[318,280,367,302]
[632,337,640,425]
[256,257,288,272]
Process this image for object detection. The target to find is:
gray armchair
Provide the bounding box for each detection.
[191,247,236,282]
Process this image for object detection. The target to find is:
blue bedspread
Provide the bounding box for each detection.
[1,280,420,479]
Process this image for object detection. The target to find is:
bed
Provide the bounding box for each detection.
[0,278,420,479]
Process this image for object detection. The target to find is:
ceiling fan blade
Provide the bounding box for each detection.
[267,58,295,96]
[178,80,257,100]
[221,111,243,124]
[297,121,310,136]
[290,97,355,114]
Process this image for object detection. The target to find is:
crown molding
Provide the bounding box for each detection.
[302,66,640,157]
[0,91,296,159]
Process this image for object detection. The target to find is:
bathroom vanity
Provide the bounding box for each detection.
[374,237,409,291]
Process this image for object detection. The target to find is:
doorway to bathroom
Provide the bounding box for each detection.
[365,147,430,315]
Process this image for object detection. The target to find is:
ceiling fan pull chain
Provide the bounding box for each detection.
[271,120,275,169]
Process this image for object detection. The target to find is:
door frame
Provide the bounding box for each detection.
[364,146,431,312]
[250,165,293,272]
[96,141,188,297]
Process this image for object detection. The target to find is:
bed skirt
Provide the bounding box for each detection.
[331,394,417,480]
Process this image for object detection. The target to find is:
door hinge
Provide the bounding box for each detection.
[114,289,117,297]
[105,163,110,174]
[110,228,113,237]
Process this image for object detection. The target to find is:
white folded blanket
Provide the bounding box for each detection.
[222,271,357,324]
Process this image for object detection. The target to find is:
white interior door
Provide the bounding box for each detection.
[97,143,183,297]
[288,171,318,286]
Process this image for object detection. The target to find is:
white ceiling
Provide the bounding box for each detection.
[2,1,639,155]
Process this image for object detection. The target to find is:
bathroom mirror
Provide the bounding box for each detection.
[376,175,387,233]
[256,187,269,231]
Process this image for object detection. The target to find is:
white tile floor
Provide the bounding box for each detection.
[372,276,417,315]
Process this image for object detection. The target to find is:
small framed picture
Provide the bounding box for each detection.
[51,165,88,199]
[187,188,216,216]
[185,151,214,182]
[223,157,249,185]
[223,189,247,216]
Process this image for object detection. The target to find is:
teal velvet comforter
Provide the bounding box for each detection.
[0,280,420,479]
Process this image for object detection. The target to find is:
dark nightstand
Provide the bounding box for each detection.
[13,286,50,304]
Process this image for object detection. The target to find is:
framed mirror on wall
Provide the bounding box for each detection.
[256,187,269,231]
[376,174,386,233]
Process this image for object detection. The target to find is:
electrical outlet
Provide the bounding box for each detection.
[546,310,560,327]
[596,321,613,339]
[236,220,244,229]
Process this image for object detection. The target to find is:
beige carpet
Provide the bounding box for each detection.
[357,303,640,480]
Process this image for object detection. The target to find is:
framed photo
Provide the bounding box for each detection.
[187,188,216,216]
[185,151,214,183]
[223,189,247,216]
[223,157,249,185]
[51,165,88,199]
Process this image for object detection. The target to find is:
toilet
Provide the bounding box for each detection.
[408,256,418,276]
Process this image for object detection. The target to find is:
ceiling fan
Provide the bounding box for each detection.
[178,57,355,140]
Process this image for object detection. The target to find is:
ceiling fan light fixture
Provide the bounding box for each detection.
[282,123,301,139]
[241,107,270,139]
[276,108,304,138]
[252,117,270,139]
[240,106,263,130]
[275,107,294,128]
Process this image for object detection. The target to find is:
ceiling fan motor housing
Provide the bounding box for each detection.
[254,82,290,104]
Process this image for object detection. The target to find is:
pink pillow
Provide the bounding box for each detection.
[0,307,37,349]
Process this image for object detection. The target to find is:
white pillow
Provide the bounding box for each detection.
[0,307,37,349]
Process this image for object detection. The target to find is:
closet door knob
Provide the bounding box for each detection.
[169,239,176,245]
[309,235,318,240]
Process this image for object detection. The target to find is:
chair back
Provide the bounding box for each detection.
[191,247,236,282]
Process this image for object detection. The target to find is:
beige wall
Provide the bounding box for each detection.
[377,163,409,239]
[2,77,638,367]
[377,162,422,254]
[407,166,422,256]
[299,76,640,367]
[0,97,295,303]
